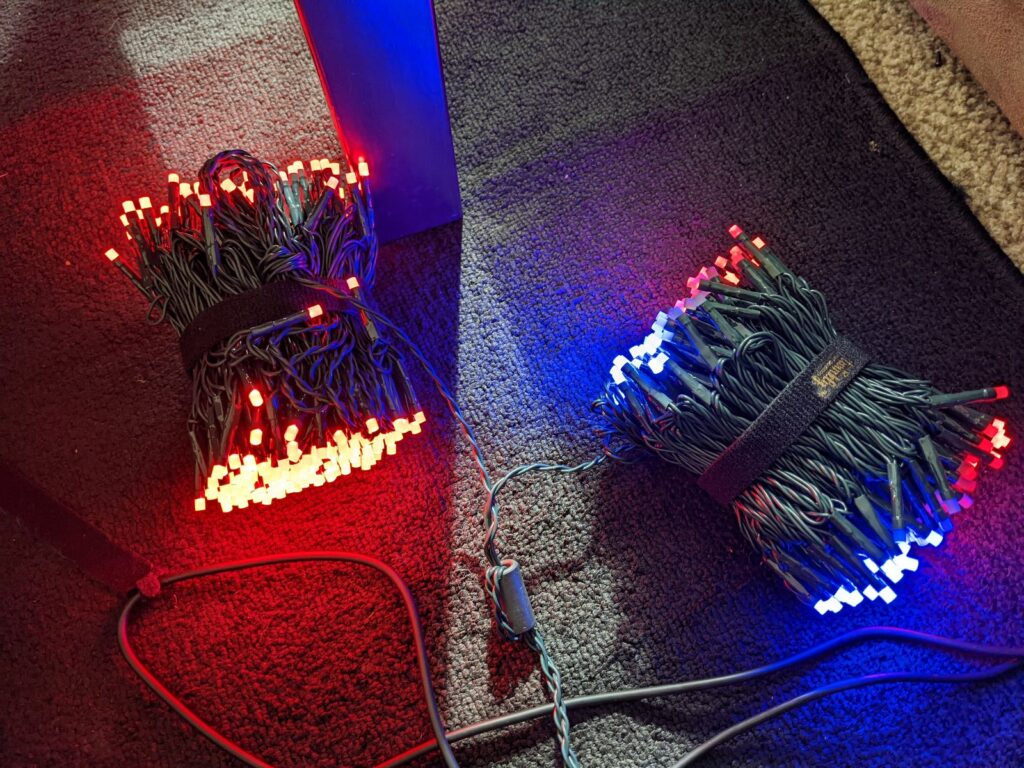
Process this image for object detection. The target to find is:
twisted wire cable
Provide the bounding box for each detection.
[526,628,582,768]
[306,278,598,764]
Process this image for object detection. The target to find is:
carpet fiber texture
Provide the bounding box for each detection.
[812,0,1024,271]
[1,1,1022,767]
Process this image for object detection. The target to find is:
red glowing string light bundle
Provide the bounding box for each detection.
[105,150,424,512]
[595,225,1011,614]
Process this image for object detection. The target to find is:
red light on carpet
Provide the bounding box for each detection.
[953,476,976,493]
[728,224,743,238]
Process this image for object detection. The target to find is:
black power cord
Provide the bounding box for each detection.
[121,565,1022,768]
[117,552,461,768]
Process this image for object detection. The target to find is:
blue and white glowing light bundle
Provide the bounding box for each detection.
[593,226,1011,614]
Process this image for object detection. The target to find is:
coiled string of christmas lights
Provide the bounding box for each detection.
[594,227,1010,615]
[107,149,425,514]
[112,153,1018,767]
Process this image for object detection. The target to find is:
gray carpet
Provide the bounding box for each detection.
[1,1,1022,767]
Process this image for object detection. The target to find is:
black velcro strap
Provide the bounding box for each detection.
[179,279,350,371]
[698,335,870,506]
[0,463,161,596]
